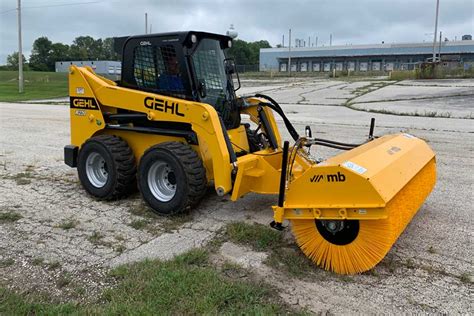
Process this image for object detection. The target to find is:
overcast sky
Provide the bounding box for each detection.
[0,0,473,64]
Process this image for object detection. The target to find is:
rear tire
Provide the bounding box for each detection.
[77,135,136,199]
[138,142,207,215]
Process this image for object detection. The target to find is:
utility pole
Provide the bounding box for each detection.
[17,0,24,93]
[282,34,284,47]
[308,36,311,47]
[315,36,318,47]
[438,31,442,60]
[330,34,332,46]
[432,0,439,61]
[150,24,152,34]
[288,29,291,76]
[145,13,148,34]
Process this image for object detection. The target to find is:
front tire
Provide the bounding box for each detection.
[77,135,136,199]
[138,142,207,215]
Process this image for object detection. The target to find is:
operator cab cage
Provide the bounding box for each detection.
[114,31,239,128]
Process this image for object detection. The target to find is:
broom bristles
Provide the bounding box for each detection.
[292,159,436,274]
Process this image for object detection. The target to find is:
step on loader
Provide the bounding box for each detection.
[64,31,436,274]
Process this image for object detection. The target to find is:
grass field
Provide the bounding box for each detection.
[0,71,68,102]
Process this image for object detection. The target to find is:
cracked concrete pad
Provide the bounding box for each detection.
[109,228,214,267]
[1,77,473,312]
[352,80,474,103]
[219,242,268,268]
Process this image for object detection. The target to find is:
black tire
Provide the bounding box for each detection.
[138,142,207,215]
[77,135,136,200]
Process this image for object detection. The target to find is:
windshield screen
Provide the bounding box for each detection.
[191,39,232,111]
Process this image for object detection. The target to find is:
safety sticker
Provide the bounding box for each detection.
[342,161,367,174]
[76,87,85,95]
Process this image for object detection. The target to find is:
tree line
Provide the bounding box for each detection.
[4,36,118,71]
[4,36,271,71]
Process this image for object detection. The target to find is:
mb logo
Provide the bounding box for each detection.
[310,172,346,183]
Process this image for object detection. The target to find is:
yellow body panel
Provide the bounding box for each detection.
[69,65,234,193]
[227,125,250,153]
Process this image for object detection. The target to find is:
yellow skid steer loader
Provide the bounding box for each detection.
[64,31,436,274]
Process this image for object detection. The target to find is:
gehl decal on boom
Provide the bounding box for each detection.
[70,97,98,110]
[144,97,185,117]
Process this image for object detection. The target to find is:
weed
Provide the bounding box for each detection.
[74,287,86,296]
[459,272,471,284]
[0,258,15,267]
[114,244,126,254]
[428,246,436,254]
[56,273,71,288]
[32,257,44,266]
[47,261,61,270]
[88,231,104,245]
[405,258,416,269]
[225,222,283,251]
[162,212,193,232]
[0,211,23,223]
[56,219,78,230]
[265,247,317,279]
[129,202,157,218]
[129,219,149,230]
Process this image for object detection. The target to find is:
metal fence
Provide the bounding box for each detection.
[236,64,259,73]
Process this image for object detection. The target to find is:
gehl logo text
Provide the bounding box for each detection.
[310,172,346,183]
[70,97,98,110]
[144,97,185,117]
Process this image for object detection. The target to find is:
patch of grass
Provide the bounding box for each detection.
[162,212,193,232]
[459,272,471,284]
[113,244,126,254]
[101,248,293,314]
[0,258,15,267]
[225,222,283,251]
[0,71,68,102]
[405,258,416,269]
[47,261,61,270]
[129,219,149,230]
[56,219,78,230]
[1,248,299,315]
[0,211,23,223]
[265,247,319,279]
[88,231,104,245]
[56,273,72,288]
[32,257,44,266]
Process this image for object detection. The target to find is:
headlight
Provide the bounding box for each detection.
[191,34,197,43]
[228,40,232,48]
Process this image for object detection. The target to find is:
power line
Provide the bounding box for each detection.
[1,1,102,14]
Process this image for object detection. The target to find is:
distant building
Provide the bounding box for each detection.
[259,40,474,72]
[55,60,121,75]
[462,34,472,41]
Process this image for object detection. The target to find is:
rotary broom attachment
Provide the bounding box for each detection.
[271,132,436,275]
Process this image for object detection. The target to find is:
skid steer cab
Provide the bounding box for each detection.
[64,31,436,275]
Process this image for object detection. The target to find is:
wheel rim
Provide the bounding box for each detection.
[85,152,108,188]
[147,161,177,202]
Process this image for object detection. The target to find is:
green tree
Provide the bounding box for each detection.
[50,43,71,64]
[70,36,104,60]
[29,37,53,71]
[102,37,119,60]
[227,39,271,65]
[6,52,27,68]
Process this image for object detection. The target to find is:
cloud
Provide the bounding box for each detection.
[1,0,472,64]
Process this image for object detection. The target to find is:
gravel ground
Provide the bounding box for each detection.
[0,78,472,313]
